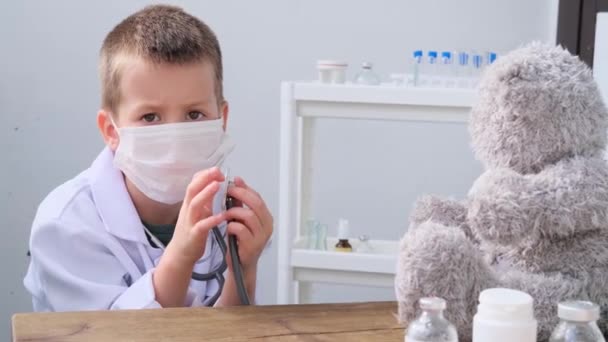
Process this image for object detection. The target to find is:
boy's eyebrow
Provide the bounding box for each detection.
[131,103,164,114]
[184,98,213,108]
[130,99,215,113]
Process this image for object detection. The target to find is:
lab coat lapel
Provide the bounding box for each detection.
[89,147,148,244]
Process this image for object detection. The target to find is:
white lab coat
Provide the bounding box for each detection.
[24,147,224,311]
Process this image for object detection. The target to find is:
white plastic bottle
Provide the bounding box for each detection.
[405,297,458,342]
[472,288,537,342]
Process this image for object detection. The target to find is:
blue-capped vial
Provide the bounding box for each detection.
[470,54,484,88]
[458,52,469,66]
[427,51,439,87]
[472,54,483,69]
[487,52,498,65]
[456,52,470,88]
[408,50,424,87]
[441,51,455,88]
[441,51,452,62]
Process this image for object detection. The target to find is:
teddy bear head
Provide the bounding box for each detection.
[469,42,608,174]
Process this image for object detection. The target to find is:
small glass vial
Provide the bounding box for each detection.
[456,52,470,89]
[354,62,381,85]
[486,51,497,66]
[549,301,605,342]
[427,51,440,88]
[316,223,328,251]
[305,219,319,250]
[407,50,423,87]
[405,297,458,342]
[356,235,373,253]
[470,53,484,89]
[335,218,353,252]
[440,51,455,88]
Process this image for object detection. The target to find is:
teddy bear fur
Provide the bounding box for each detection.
[395,42,608,341]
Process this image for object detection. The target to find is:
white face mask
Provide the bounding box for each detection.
[111,118,235,204]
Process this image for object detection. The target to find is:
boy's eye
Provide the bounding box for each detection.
[141,113,160,123]
[187,111,206,121]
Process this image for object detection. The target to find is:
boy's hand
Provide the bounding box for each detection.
[225,177,273,271]
[154,167,227,307]
[165,167,227,266]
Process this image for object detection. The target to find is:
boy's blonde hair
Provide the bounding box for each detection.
[99,5,223,112]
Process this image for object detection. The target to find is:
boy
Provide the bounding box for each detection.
[24,4,273,310]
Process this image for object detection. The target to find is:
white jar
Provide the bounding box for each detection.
[473,288,537,342]
[317,60,348,84]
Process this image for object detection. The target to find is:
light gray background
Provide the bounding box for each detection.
[0,0,558,338]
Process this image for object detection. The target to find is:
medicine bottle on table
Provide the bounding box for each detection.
[549,301,605,342]
[472,288,537,342]
[405,297,458,342]
[334,218,352,252]
[354,62,381,85]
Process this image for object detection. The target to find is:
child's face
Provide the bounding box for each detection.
[98,57,227,150]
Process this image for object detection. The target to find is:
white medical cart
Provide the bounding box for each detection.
[277,82,476,304]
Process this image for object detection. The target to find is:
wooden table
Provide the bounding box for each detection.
[12,301,404,341]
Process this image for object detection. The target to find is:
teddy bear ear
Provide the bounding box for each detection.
[487,42,558,83]
[476,41,596,116]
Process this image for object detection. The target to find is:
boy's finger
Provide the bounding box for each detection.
[185,167,225,204]
[228,186,272,231]
[225,207,263,235]
[226,221,254,243]
[188,181,220,222]
[192,213,227,241]
[234,177,262,199]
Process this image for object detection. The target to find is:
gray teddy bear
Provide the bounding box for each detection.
[395,42,608,341]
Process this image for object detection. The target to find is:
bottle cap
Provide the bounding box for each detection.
[337,218,350,239]
[317,60,348,69]
[487,52,497,64]
[413,50,423,57]
[472,55,483,69]
[358,235,369,242]
[477,288,535,321]
[441,51,452,59]
[557,301,600,322]
[362,62,373,69]
[428,51,438,58]
[458,52,469,66]
[419,297,447,311]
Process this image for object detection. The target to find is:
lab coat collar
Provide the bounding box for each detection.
[90,147,148,244]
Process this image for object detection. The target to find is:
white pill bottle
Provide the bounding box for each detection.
[473,288,537,342]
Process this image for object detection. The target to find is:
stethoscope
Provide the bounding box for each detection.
[143,177,250,306]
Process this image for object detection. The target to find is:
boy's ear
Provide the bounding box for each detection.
[97,110,120,151]
[221,101,229,131]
